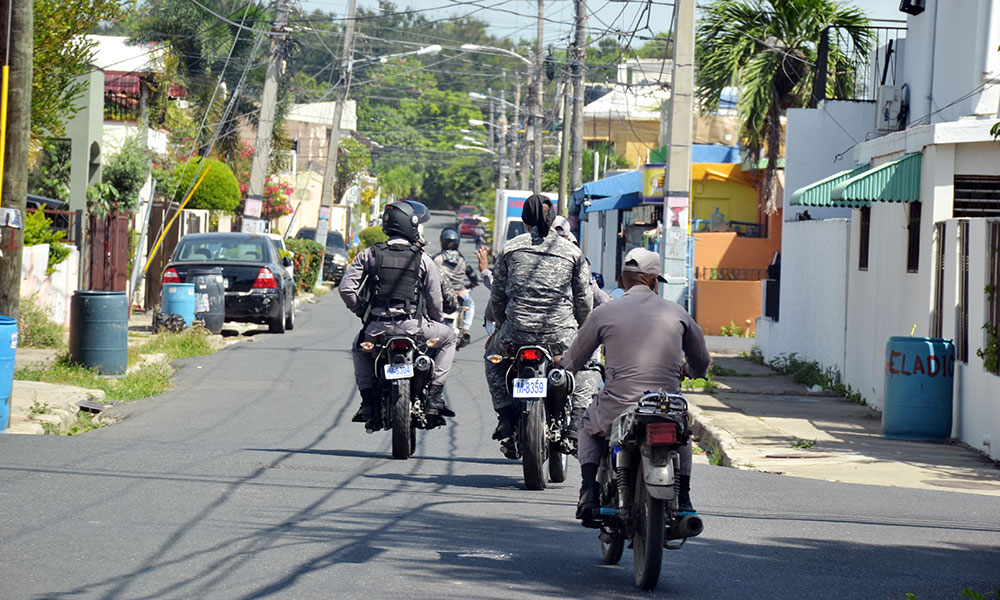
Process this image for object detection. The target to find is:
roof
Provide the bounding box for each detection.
[583,84,671,120]
[652,144,742,164]
[790,154,922,208]
[585,192,643,213]
[86,35,165,73]
[287,101,357,131]
[572,169,644,203]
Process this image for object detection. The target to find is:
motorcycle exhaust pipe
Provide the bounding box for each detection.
[548,368,575,399]
[666,514,704,541]
[414,355,433,373]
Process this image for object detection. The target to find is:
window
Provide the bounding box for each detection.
[859,206,871,271]
[958,220,970,363]
[932,222,945,338]
[906,203,922,272]
[954,176,1000,218]
[986,220,1000,374]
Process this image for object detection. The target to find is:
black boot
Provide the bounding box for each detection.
[677,474,696,514]
[424,384,455,418]
[566,407,586,441]
[352,388,379,423]
[492,406,518,441]
[576,463,600,523]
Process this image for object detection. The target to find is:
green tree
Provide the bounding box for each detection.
[102,136,151,211]
[28,139,72,202]
[696,0,871,213]
[335,138,373,205]
[171,157,241,212]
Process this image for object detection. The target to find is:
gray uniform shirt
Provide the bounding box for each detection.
[560,285,710,428]
[490,229,592,332]
[433,249,472,292]
[339,237,444,322]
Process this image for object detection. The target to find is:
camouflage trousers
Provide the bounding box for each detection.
[484,323,591,416]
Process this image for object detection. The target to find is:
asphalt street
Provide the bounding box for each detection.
[1,216,998,599]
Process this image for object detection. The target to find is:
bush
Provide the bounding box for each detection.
[17,294,65,348]
[23,209,69,275]
[720,320,744,337]
[286,238,323,294]
[359,226,388,250]
[170,157,241,212]
[102,136,151,212]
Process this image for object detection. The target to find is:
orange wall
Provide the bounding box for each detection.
[694,280,761,336]
[693,231,782,270]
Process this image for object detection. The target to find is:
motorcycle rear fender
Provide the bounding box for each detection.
[641,450,675,500]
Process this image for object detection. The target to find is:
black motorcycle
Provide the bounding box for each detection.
[590,390,704,591]
[488,345,575,490]
[359,333,442,459]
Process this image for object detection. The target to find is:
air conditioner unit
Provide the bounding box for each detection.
[876,85,905,133]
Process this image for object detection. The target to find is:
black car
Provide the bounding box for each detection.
[163,232,296,333]
[294,227,349,284]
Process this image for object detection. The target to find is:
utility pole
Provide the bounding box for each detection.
[499,87,509,189]
[558,81,570,215]
[315,0,357,250]
[0,0,31,317]
[659,0,695,307]
[487,88,494,153]
[569,0,587,199]
[243,0,291,234]
[516,78,528,190]
[531,0,543,194]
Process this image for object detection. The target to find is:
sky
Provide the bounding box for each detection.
[297,0,904,47]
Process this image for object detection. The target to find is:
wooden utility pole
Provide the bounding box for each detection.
[498,87,509,189]
[516,78,528,190]
[659,0,695,307]
[558,81,570,215]
[0,0,31,317]
[569,0,587,197]
[315,0,357,249]
[531,0,543,194]
[244,0,291,234]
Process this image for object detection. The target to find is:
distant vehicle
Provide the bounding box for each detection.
[26,194,71,235]
[504,218,525,241]
[455,204,478,226]
[267,233,294,280]
[294,227,349,284]
[459,216,480,237]
[163,232,296,333]
[492,191,557,255]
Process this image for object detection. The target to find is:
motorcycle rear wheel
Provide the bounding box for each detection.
[520,401,547,490]
[547,405,569,483]
[632,462,665,591]
[391,379,412,460]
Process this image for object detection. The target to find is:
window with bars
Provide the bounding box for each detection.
[906,203,922,272]
[859,206,871,271]
[985,220,1000,374]
[954,176,1000,218]
[932,222,945,338]
[958,220,970,363]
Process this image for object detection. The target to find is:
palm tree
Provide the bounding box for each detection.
[696,0,872,213]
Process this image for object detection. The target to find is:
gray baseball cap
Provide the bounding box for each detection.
[621,247,667,283]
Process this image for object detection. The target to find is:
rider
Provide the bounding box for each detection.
[434,227,479,348]
[485,194,593,452]
[339,201,458,429]
[555,247,710,518]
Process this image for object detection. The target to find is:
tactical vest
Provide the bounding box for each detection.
[370,241,424,315]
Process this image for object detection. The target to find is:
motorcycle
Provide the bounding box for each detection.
[358,333,443,460]
[589,390,704,591]
[487,345,575,490]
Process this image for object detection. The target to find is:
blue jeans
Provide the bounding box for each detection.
[458,291,474,333]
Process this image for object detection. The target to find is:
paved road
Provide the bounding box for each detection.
[1,217,998,599]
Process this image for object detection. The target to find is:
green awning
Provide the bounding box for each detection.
[831,153,922,206]
[788,164,870,207]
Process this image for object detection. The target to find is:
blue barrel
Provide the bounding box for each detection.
[883,336,955,440]
[0,316,16,432]
[69,291,128,375]
[161,283,195,327]
[186,268,224,334]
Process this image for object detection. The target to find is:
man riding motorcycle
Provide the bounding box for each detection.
[484,194,593,452]
[339,201,457,429]
[555,247,710,518]
[434,227,479,349]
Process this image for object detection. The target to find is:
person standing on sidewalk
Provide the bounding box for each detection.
[556,247,710,518]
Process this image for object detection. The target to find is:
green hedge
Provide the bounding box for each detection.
[286,238,323,294]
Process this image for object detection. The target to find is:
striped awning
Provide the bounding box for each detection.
[831,153,922,205]
[789,164,870,207]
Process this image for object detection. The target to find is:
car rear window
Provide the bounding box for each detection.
[328,232,346,250]
[506,221,525,240]
[174,238,270,262]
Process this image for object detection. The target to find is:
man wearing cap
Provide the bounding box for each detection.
[556,247,710,518]
[485,195,593,451]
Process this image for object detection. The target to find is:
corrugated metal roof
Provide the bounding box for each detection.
[788,164,870,206]
[831,153,922,205]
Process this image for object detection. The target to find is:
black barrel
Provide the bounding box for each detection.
[69,290,128,375]
[187,267,225,334]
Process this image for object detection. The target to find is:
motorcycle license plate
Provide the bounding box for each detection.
[384,364,414,380]
[513,377,547,398]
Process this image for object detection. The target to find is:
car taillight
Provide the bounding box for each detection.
[390,339,412,352]
[252,267,278,289]
[646,422,679,445]
[162,267,180,284]
[519,348,540,361]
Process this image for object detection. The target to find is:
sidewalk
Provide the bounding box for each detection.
[4,288,324,435]
[689,339,1000,496]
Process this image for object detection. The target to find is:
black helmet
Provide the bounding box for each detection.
[440,227,460,250]
[382,201,421,242]
[402,200,430,225]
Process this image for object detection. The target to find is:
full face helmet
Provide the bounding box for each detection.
[440,227,460,251]
[381,201,421,242]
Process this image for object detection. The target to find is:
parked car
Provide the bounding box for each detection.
[455,204,478,226]
[459,216,480,237]
[267,233,294,280]
[163,232,295,333]
[294,227,349,284]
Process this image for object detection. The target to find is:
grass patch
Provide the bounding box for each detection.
[790,438,816,449]
[15,356,173,403]
[17,294,66,348]
[136,328,215,361]
[708,363,741,377]
[682,376,717,394]
[767,353,868,406]
[312,285,330,297]
[706,444,725,466]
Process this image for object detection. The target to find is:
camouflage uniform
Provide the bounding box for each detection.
[484,229,593,415]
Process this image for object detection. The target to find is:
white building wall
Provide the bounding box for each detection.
[784,102,877,220]
[756,219,851,374]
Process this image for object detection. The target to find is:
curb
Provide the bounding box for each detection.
[689,403,741,469]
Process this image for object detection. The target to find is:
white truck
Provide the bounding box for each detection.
[492,190,559,255]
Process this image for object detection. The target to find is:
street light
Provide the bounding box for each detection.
[454,143,497,154]
[462,135,485,145]
[460,44,531,66]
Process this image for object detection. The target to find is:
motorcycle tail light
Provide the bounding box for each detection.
[390,339,412,352]
[519,348,540,361]
[162,267,181,284]
[646,422,679,445]
[252,267,278,289]
[487,354,504,364]
[359,341,375,351]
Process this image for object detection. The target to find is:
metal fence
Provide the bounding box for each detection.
[811,24,907,105]
[104,90,140,122]
[693,267,766,281]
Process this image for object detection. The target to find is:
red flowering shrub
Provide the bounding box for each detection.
[285,238,323,293]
